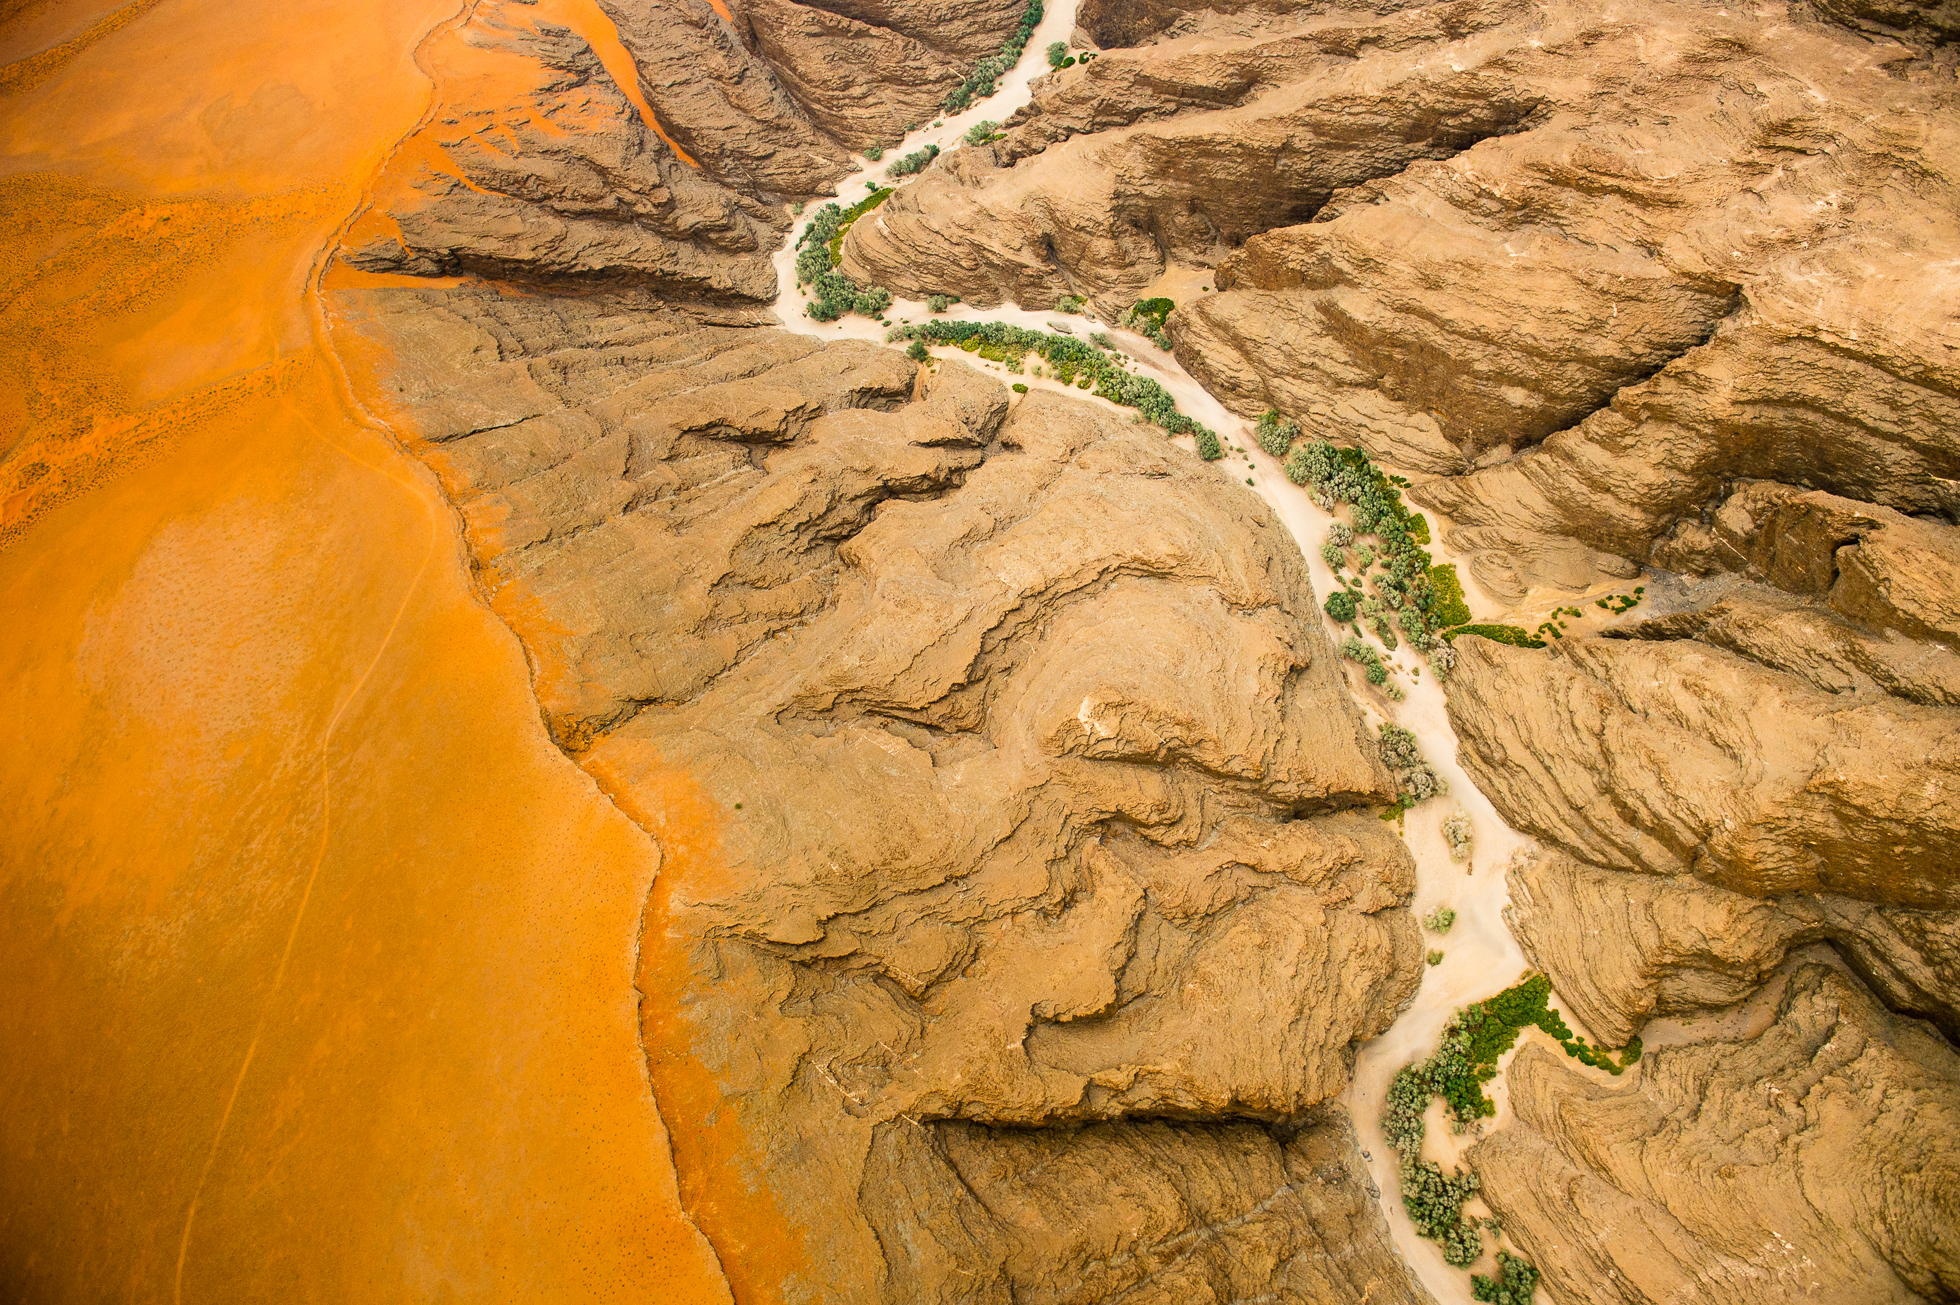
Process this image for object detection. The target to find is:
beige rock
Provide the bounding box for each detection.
[336,281,1428,1303]
[1472,962,1960,1305]
[1448,633,1960,911]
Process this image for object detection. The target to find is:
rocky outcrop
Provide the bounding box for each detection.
[345,0,1032,302]
[1472,962,1960,1305]
[838,0,1959,601]
[335,282,1427,1303]
[1506,850,1960,1047]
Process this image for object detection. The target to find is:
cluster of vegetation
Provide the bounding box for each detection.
[888,319,1222,457]
[887,142,941,178]
[1427,949,1446,967]
[1424,905,1457,934]
[927,293,957,314]
[1442,623,1545,649]
[1442,810,1473,862]
[1055,293,1087,313]
[1473,1252,1541,1304]
[1383,971,1634,1288]
[794,188,896,321]
[862,145,885,162]
[943,0,1045,111]
[1282,439,1482,669]
[1125,296,1175,349]
[1256,409,1301,457]
[1596,586,1646,614]
[963,119,1002,145]
[1379,722,1445,813]
[1044,39,1096,68]
[1341,635,1389,686]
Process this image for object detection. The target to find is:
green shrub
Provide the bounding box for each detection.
[1442,623,1546,649]
[887,142,941,177]
[1125,297,1175,349]
[926,293,955,313]
[1011,382,1029,393]
[1046,39,1068,67]
[1255,409,1300,456]
[907,339,930,363]
[1320,541,1346,569]
[1441,810,1472,860]
[1472,1252,1540,1304]
[794,188,897,321]
[1427,949,1445,966]
[1341,637,1388,685]
[1424,906,1457,934]
[1055,293,1087,313]
[1428,564,1473,628]
[944,0,1044,110]
[963,119,1001,145]
[888,319,1221,453]
[1324,589,1358,622]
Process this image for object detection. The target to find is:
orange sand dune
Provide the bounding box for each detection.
[0,2,730,1300]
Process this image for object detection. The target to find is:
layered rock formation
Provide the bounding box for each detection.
[828,0,1960,1300]
[336,281,1427,1302]
[1473,962,1960,1305]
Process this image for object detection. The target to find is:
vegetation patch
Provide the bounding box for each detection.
[1383,974,1644,1293]
[1125,296,1175,348]
[888,320,1221,449]
[1442,623,1546,649]
[1379,722,1444,814]
[963,119,1002,145]
[944,0,1045,112]
[1256,408,1301,457]
[795,188,896,321]
[1282,440,1481,670]
[887,142,941,178]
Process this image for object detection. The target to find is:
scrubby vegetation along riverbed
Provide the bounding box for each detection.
[943,0,1045,111]
[794,188,895,321]
[889,320,1223,457]
[1380,973,1644,1295]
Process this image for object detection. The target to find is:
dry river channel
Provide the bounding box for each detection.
[759,6,1643,1299]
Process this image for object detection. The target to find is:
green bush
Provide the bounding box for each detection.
[1125,297,1175,349]
[1341,636,1388,685]
[1427,949,1445,966]
[926,293,955,313]
[1424,906,1457,934]
[1428,564,1473,628]
[1055,293,1087,313]
[944,0,1044,110]
[1324,589,1358,622]
[888,319,1221,453]
[1321,541,1346,569]
[1255,408,1301,456]
[863,145,884,161]
[963,119,1001,145]
[1046,39,1068,67]
[887,142,941,177]
[1472,1252,1540,1304]
[1442,623,1546,649]
[1011,382,1029,393]
[794,188,897,321]
[907,339,930,363]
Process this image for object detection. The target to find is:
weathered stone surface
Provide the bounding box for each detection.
[1507,849,1960,1047]
[336,282,1428,1303]
[1472,963,1960,1305]
[1449,633,1960,912]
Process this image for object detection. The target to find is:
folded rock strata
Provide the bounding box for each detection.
[826,2,1960,1300]
[335,279,1426,1303]
[1472,962,1960,1305]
